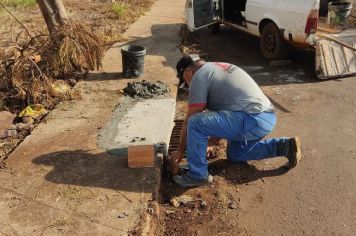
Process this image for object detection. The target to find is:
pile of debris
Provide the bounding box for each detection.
[0,22,103,113]
[0,22,103,162]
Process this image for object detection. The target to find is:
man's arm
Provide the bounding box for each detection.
[177,106,205,155]
[169,105,205,172]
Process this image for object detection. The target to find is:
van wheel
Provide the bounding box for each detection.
[211,23,220,34]
[260,23,288,60]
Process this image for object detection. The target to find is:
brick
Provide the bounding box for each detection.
[128,145,155,168]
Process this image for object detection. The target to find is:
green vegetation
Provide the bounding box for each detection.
[111,2,126,18]
[1,0,37,8]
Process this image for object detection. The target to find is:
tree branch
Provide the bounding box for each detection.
[28,57,43,76]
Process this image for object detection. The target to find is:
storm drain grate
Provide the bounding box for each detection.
[168,119,184,154]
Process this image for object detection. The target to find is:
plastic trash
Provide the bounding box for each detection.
[51,80,71,96]
[18,104,47,119]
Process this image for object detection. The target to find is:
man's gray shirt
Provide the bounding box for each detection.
[188,62,273,113]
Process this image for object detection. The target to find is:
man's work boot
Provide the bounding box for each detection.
[167,156,179,175]
[286,136,302,169]
[173,174,213,188]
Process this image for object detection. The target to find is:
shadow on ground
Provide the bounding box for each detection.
[209,158,288,184]
[85,23,331,88]
[161,157,288,200]
[187,26,325,86]
[84,19,356,91]
[32,150,157,193]
[30,24,182,194]
[87,72,124,81]
[32,23,304,196]
[87,23,182,82]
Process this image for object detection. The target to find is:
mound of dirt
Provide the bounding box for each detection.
[123,80,169,98]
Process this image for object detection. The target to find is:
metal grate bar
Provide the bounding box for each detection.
[168,119,184,154]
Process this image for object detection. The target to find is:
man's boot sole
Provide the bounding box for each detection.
[289,136,302,169]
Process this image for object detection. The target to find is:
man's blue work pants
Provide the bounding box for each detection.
[186,110,289,180]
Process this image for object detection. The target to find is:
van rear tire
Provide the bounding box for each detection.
[211,22,220,34]
[260,22,288,60]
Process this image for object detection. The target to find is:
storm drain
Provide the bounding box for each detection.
[167,119,183,154]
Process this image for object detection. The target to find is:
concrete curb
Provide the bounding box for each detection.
[142,154,163,236]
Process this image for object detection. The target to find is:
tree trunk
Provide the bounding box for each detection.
[36,0,67,34]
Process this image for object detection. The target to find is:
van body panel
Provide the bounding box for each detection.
[186,0,220,31]
[187,0,320,46]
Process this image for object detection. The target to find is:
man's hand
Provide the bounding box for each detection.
[167,106,204,175]
[167,150,184,175]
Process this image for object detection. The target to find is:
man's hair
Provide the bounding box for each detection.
[176,54,200,87]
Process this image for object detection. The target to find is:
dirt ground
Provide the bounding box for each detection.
[156,26,356,235]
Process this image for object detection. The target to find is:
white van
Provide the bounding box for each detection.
[185,0,320,60]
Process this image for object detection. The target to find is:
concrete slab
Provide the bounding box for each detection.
[0,0,185,234]
[98,98,176,155]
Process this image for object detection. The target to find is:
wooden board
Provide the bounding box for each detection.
[315,27,356,79]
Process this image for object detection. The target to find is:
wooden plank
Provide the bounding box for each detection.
[316,26,356,79]
[317,26,342,34]
[343,46,356,72]
[331,43,340,75]
[332,42,351,75]
[321,40,337,76]
[339,43,349,74]
[315,41,322,77]
[319,42,328,78]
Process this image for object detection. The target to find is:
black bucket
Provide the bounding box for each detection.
[121,45,146,78]
[320,0,338,17]
[328,1,353,27]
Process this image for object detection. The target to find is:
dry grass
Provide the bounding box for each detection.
[42,23,103,78]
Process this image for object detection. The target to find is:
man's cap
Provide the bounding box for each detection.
[176,54,200,87]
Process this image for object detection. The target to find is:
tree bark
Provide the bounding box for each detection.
[36,0,67,34]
